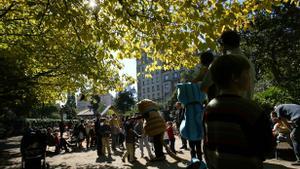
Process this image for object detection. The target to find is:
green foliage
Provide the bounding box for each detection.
[254,86,295,109]
[114,88,136,114]
[25,118,78,129]
[242,2,300,103]
[66,94,76,109]
[0,0,133,109]
[90,95,101,113]
[48,112,61,119]
[60,105,77,119]
[0,55,38,116]
[30,103,59,118]
[0,111,25,138]
[106,109,116,116]
[1,0,299,119]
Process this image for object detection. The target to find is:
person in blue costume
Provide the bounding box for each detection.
[177,82,206,161]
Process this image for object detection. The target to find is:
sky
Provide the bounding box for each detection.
[119,58,136,80]
[110,58,137,97]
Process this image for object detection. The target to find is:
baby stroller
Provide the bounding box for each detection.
[21,128,49,169]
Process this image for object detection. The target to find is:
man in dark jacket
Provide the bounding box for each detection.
[95,113,103,157]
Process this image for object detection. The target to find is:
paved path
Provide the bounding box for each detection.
[0,136,298,169]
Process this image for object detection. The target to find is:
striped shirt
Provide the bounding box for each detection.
[204,94,275,169]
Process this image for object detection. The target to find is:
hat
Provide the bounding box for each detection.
[137,99,159,114]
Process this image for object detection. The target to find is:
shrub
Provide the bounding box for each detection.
[254,86,295,114]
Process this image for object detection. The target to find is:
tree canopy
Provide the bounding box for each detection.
[241,2,300,104]
[1,0,299,107]
[114,87,136,114]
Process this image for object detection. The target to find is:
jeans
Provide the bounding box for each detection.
[96,135,103,156]
[291,120,300,161]
[189,140,202,160]
[142,136,154,158]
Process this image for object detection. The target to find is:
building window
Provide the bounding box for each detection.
[164,75,169,81]
[152,86,155,91]
[142,81,145,85]
[174,72,179,79]
[152,93,155,98]
[157,85,160,90]
[164,83,170,93]
[147,87,150,92]
[143,88,145,93]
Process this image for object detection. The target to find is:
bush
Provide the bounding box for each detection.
[25,118,78,129]
[254,86,294,105]
[254,86,295,114]
[0,111,26,138]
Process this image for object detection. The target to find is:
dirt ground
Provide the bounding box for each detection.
[0,136,298,169]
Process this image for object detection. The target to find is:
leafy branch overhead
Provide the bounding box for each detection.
[1,0,299,104]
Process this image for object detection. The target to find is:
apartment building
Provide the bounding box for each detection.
[136,52,183,105]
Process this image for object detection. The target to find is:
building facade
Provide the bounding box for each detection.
[76,93,114,113]
[136,52,183,105]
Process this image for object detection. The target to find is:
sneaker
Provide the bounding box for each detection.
[291,161,300,166]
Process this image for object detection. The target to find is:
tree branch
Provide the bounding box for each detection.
[0,2,16,18]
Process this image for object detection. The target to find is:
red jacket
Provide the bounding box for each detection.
[166,126,175,140]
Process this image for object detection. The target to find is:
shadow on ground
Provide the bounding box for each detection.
[264,163,297,169]
[50,163,123,169]
[275,149,297,162]
[49,161,187,169]
[0,136,22,168]
[133,160,187,169]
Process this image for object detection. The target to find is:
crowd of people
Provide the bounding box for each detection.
[21,30,300,169]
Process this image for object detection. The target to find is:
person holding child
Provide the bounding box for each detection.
[201,30,255,100]
[204,54,275,169]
